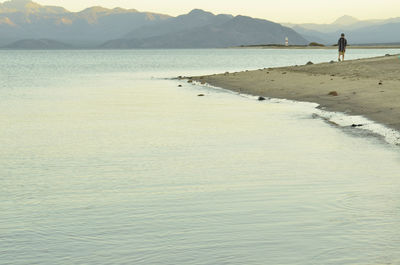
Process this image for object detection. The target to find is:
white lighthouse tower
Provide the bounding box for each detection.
[285,37,289,47]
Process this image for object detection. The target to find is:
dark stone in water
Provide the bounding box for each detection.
[258,96,266,101]
[306,61,314,65]
[178,85,182,87]
[198,94,205,97]
[351,124,363,127]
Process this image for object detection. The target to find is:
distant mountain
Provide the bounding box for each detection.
[3,39,74,49]
[332,15,360,26]
[286,15,400,45]
[285,15,384,33]
[102,9,309,49]
[123,9,233,40]
[0,0,68,13]
[347,22,400,44]
[0,0,170,47]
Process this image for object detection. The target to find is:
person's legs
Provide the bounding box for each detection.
[338,51,345,61]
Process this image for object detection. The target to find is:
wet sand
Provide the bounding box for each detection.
[191,55,400,131]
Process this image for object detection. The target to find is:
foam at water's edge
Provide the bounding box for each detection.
[313,109,400,145]
[189,80,400,146]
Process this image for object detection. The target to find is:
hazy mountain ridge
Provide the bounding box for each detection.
[0,0,171,47]
[0,0,309,49]
[0,0,68,14]
[286,15,400,44]
[123,9,234,40]
[2,0,399,49]
[102,10,309,49]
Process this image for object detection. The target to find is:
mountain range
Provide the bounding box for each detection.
[0,0,170,47]
[101,9,308,49]
[0,0,308,48]
[1,0,400,49]
[285,15,400,45]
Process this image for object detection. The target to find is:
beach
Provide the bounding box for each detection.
[192,54,400,131]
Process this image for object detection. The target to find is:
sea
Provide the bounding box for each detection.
[1,49,400,265]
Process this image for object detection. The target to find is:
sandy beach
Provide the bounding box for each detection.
[191,54,400,131]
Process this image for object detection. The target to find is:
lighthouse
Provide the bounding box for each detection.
[285,37,289,47]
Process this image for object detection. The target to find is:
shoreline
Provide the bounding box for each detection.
[190,54,400,132]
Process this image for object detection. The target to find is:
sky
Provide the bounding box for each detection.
[3,0,400,23]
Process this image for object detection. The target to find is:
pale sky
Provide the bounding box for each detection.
[3,0,400,23]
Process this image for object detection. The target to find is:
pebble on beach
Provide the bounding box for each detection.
[351,124,363,127]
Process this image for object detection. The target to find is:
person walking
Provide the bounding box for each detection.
[338,33,347,62]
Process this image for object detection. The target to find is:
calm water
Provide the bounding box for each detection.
[1,49,400,265]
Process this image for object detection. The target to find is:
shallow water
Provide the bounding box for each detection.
[1,49,400,264]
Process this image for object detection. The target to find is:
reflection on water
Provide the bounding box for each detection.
[1,50,400,265]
